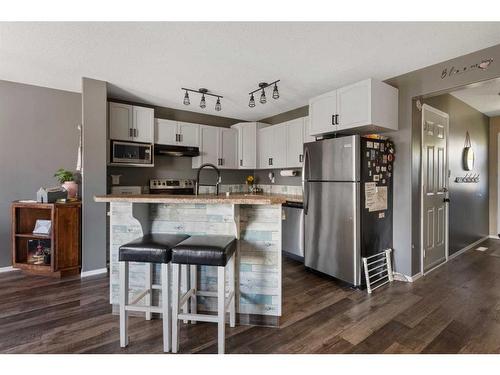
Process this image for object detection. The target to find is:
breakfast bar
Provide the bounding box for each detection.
[95,193,301,326]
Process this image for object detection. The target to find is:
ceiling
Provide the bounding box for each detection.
[1,22,500,121]
[451,78,500,117]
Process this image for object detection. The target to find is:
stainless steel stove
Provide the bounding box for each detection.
[149,178,195,195]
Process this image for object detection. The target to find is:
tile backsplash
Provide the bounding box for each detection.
[198,184,302,196]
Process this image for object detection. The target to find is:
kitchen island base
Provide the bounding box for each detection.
[108,201,283,326]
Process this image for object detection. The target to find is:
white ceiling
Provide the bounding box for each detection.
[1,22,500,121]
[451,78,500,117]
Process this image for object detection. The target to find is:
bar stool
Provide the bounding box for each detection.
[118,233,189,352]
[171,235,237,354]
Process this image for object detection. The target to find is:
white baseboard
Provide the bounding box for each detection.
[393,272,422,283]
[449,235,489,260]
[0,266,19,274]
[488,235,499,239]
[80,268,108,278]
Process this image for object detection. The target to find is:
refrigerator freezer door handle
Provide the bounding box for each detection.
[302,147,311,215]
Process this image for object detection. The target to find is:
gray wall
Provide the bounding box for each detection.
[385,43,500,276]
[82,78,108,272]
[424,94,489,255]
[0,80,81,268]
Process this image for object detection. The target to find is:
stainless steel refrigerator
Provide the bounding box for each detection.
[302,135,394,286]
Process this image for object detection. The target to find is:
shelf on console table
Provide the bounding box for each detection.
[11,201,82,278]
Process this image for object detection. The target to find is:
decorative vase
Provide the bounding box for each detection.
[62,181,78,199]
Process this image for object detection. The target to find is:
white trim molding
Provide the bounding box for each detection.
[393,272,422,283]
[449,236,489,260]
[0,266,19,274]
[81,267,108,278]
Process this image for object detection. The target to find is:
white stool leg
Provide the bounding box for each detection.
[181,264,189,323]
[161,263,171,352]
[190,264,197,324]
[119,261,129,348]
[229,255,236,328]
[217,266,226,354]
[145,263,153,321]
[171,263,181,353]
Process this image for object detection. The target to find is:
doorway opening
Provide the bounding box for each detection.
[416,77,499,276]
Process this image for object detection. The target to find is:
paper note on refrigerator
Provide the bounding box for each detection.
[365,183,388,212]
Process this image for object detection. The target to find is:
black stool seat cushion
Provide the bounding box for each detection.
[119,233,190,264]
[171,235,237,266]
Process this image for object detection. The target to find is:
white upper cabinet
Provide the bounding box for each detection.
[257,124,287,169]
[220,128,238,169]
[155,119,199,147]
[193,125,237,170]
[231,122,265,169]
[178,122,199,147]
[258,126,273,169]
[133,106,154,143]
[309,91,337,136]
[303,117,316,143]
[109,102,133,141]
[197,126,219,167]
[108,101,154,143]
[308,78,398,136]
[286,118,305,168]
[155,119,178,145]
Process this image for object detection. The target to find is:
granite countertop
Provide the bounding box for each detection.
[94,193,303,205]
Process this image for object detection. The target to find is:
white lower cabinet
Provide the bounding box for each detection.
[193,125,237,169]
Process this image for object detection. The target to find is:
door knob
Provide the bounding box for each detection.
[443,198,450,203]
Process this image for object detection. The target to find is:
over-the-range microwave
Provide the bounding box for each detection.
[110,140,153,166]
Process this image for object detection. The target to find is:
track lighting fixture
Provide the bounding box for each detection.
[260,88,267,104]
[248,80,280,108]
[181,87,223,111]
[200,92,206,109]
[272,83,279,99]
[248,93,256,108]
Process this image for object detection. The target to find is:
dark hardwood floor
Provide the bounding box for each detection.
[1,238,500,354]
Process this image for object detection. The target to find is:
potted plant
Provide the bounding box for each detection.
[246,175,255,194]
[54,168,78,198]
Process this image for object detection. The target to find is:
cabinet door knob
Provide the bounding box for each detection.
[332,115,335,126]
[240,159,243,167]
[299,154,303,163]
[129,128,133,137]
[335,114,339,125]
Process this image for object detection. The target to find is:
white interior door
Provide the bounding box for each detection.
[421,104,449,273]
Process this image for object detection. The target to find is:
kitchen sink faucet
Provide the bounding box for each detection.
[195,163,221,195]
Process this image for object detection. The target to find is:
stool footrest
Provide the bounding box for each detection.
[125,304,163,314]
[178,313,219,323]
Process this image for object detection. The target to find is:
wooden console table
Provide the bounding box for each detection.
[11,201,81,277]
